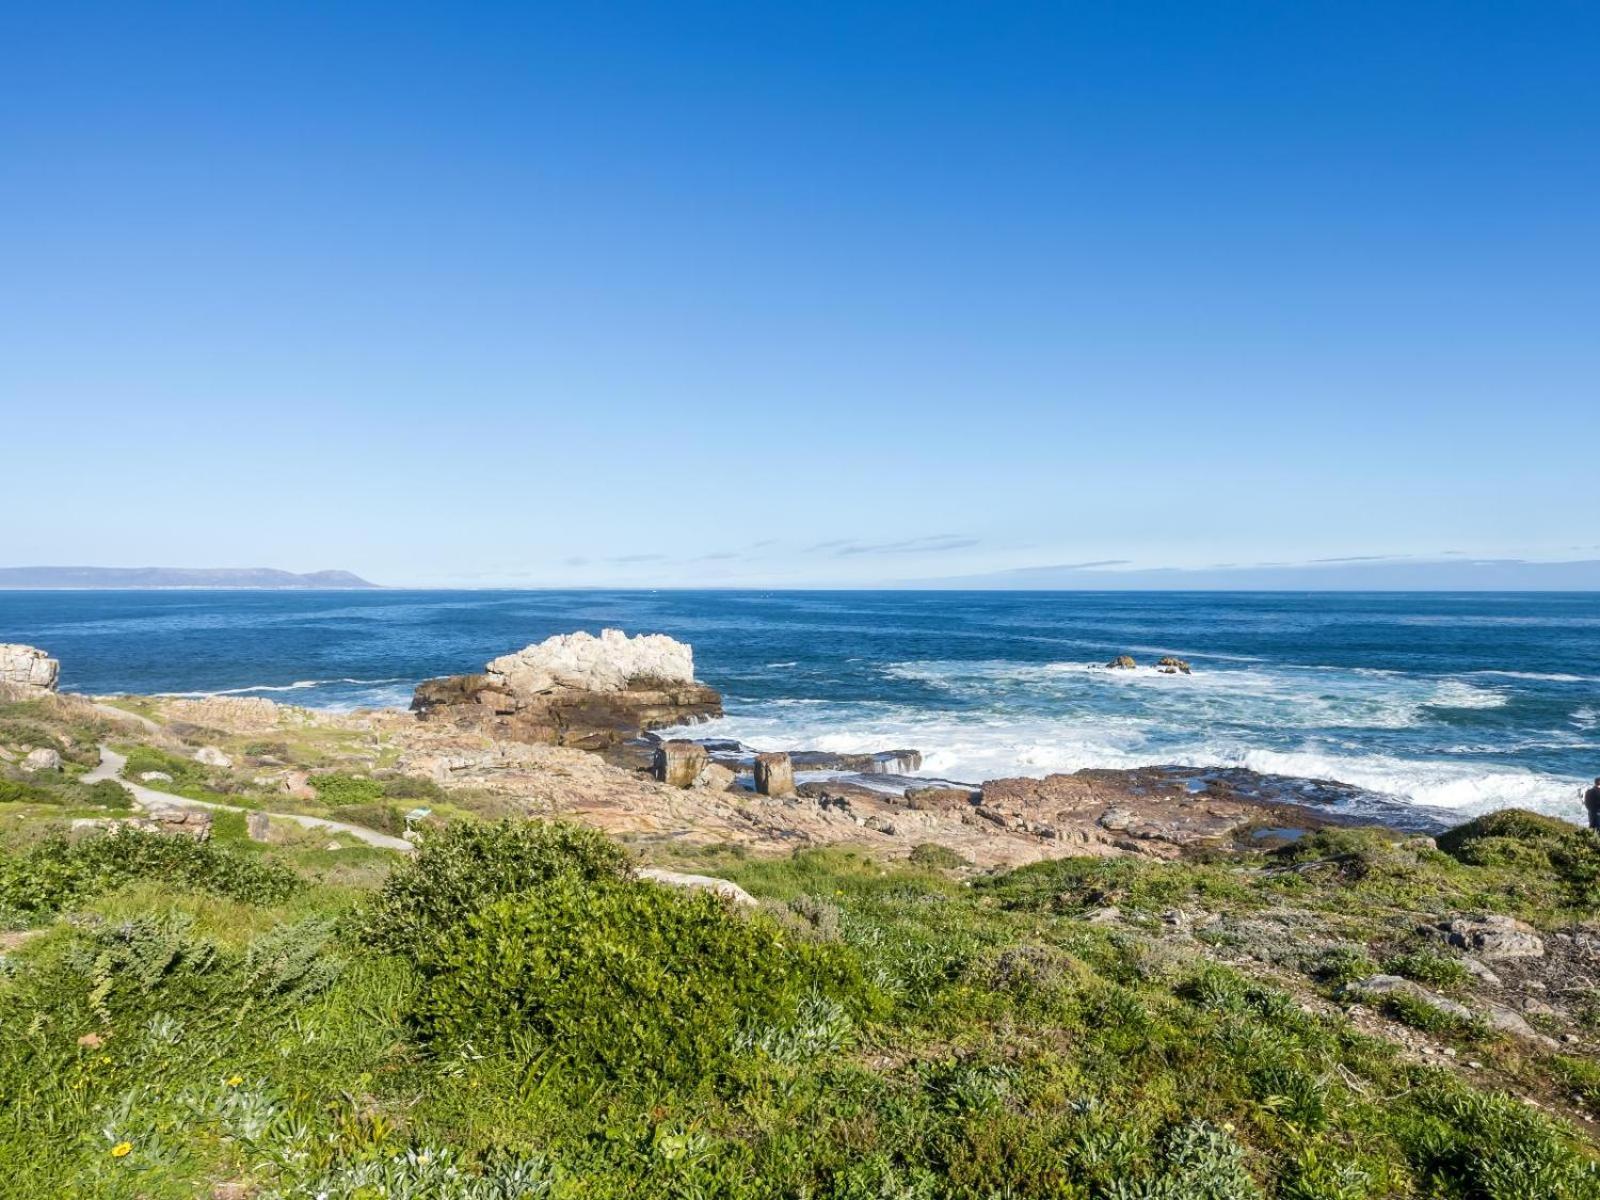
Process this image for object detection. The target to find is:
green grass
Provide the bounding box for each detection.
[0,797,1595,1197]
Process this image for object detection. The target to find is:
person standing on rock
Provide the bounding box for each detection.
[1586,778,1600,832]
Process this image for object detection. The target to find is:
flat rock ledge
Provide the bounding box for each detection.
[413,629,722,750]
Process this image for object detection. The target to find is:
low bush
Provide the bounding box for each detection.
[307,772,386,807]
[120,745,213,790]
[1439,809,1600,907]
[0,831,300,917]
[907,842,967,870]
[1383,949,1472,990]
[412,875,876,1086]
[0,777,133,810]
[1314,946,1378,986]
[359,819,633,955]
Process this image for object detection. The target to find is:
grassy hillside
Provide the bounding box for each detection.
[1,699,1598,1197]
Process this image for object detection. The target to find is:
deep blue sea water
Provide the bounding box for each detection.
[4,590,1598,823]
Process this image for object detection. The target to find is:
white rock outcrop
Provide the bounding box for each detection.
[486,629,696,696]
[22,747,63,772]
[0,645,59,692]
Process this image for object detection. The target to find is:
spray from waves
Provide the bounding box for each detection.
[1423,680,1508,709]
[688,704,1584,820]
[1468,670,1600,684]
[156,677,411,702]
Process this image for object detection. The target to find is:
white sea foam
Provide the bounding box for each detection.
[673,650,1594,823]
[1424,680,1508,709]
[158,677,409,699]
[1468,670,1599,683]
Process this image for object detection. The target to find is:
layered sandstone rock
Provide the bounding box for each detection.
[754,752,796,797]
[412,630,722,749]
[0,645,59,693]
[654,740,710,788]
[972,769,1337,859]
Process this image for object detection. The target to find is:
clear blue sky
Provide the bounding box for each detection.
[3,1,1597,587]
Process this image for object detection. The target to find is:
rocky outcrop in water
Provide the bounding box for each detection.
[0,645,59,694]
[414,630,722,750]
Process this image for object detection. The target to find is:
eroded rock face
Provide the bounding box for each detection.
[413,630,722,749]
[0,645,59,693]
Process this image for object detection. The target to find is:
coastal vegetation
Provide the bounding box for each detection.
[2,693,1599,1197]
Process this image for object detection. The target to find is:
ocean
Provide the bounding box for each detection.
[3,589,1598,825]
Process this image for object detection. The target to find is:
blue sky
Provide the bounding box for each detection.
[3,1,1597,587]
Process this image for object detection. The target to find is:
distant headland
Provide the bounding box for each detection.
[0,566,379,590]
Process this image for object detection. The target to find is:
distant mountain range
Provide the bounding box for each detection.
[0,567,379,589]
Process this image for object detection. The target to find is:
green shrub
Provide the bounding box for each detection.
[1439,808,1600,907]
[1384,991,1478,1037]
[0,778,61,805]
[359,820,633,956]
[1383,949,1471,990]
[1315,947,1378,987]
[307,772,386,807]
[121,746,211,790]
[0,777,133,810]
[412,875,875,1086]
[337,802,406,836]
[376,774,444,802]
[1437,809,1575,856]
[0,831,300,917]
[907,842,966,870]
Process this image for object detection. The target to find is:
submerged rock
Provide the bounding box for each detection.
[413,629,722,749]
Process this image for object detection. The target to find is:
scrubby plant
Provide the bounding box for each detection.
[121,744,210,782]
[306,771,386,807]
[0,830,299,917]
[0,776,130,810]
[359,819,634,956]
[411,875,877,1087]
[907,842,966,870]
[1383,949,1472,990]
[1438,809,1600,908]
[1314,946,1379,987]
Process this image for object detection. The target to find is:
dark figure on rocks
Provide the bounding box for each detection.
[1586,778,1600,832]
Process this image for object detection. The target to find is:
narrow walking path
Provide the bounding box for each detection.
[91,746,416,852]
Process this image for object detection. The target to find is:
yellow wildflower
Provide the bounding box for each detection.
[225,1075,243,1087]
[110,1142,132,1158]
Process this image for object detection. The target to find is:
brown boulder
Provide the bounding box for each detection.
[654,740,709,789]
[754,752,796,797]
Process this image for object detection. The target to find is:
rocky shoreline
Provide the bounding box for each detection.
[0,630,1524,869]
